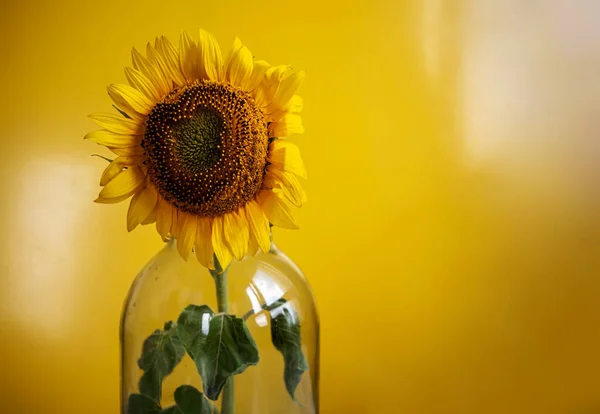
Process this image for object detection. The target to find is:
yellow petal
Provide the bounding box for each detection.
[99,155,145,186]
[141,204,158,225]
[223,210,249,261]
[171,206,180,238]
[89,113,141,135]
[236,210,250,255]
[127,186,158,231]
[268,139,307,178]
[258,190,299,229]
[85,130,142,149]
[245,200,271,253]
[269,94,304,121]
[263,65,294,100]
[261,172,280,191]
[99,160,124,187]
[156,197,173,239]
[109,146,146,156]
[179,31,199,81]
[132,47,169,97]
[248,232,260,256]
[198,29,223,81]
[211,215,232,270]
[273,70,305,108]
[156,36,186,86]
[267,168,307,207]
[269,114,304,137]
[287,95,303,113]
[226,38,253,88]
[125,66,161,101]
[96,166,145,204]
[247,60,270,91]
[176,212,197,261]
[145,42,172,95]
[253,83,270,111]
[195,217,214,268]
[107,84,153,118]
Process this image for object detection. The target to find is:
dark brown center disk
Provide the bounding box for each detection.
[143,80,269,217]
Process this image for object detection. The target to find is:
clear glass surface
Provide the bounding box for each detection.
[120,239,319,414]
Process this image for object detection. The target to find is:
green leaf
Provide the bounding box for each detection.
[269,300,309,401]
[160,386,219,414]
[176,305,260,401]
[138,321,186,401]
[127,393,162,414]
[175,385,219,413]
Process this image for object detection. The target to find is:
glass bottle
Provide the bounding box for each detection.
[120,238,319,414]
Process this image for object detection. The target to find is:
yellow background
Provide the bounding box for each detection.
[2,1,600,413]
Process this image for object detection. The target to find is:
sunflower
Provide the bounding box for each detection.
[86,30,306,269]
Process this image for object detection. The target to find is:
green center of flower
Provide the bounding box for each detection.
[143,80,269,217]
[172,109,223,172]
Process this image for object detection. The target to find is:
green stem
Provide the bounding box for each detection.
[211,255,234,414]
[213,264,230,314]
[221,377,234,414]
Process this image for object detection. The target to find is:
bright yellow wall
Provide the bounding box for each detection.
[2,1,600,413]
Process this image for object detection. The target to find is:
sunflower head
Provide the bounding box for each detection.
[85,30,306,269]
